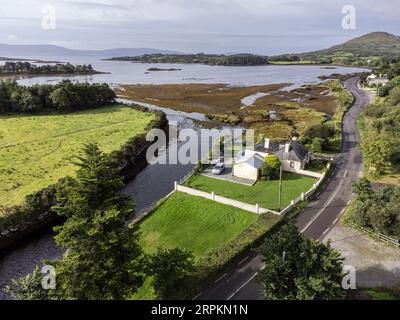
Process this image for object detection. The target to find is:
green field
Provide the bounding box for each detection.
[139,192,258,259]
[185,173,316,211]
[0,105,155,208]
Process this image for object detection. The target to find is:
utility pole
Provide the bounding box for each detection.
[278,166,283,212]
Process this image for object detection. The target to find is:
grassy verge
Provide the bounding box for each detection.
[0,105,155,208]
[325,80,354,152]
[184,173,316,211]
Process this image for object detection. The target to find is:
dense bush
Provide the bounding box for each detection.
[345,179,400,239]
[0,80,116,114]
[389,86,400,105]
[260,155,281,180]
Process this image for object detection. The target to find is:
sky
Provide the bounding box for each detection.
[0,0,399,55]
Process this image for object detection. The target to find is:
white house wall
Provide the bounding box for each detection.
[233,163,259,181]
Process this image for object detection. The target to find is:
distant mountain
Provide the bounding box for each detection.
[0,44,182,58]
[306,32,400,57]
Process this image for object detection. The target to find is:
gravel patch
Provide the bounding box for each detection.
[323,224,400,288]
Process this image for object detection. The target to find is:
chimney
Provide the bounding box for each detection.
[285,142,290,153]
[264,138,270,150]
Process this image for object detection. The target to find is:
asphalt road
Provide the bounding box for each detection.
[195,76,371,300]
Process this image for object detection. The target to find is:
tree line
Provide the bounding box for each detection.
[360,61,400,179]
[108,53,270,66]
[0,61,96,75]
[0,80,116,114]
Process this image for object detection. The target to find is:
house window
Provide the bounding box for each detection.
[290,161,295,168]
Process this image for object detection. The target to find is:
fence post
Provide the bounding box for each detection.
[211,191,215,201]
[301,192,305,201]
[174,181,178,191]
[256,203,259,214]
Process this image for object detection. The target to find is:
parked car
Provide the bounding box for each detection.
[212,163,225,175]
[211,158,223,165]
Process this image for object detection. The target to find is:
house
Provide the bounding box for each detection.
[232,151,266,181]
[367,74,389,86]
[274,140,311,172]
[232,138,311,180]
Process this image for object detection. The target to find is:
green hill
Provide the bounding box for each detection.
[270,32,400,67]
[314,32,400,57]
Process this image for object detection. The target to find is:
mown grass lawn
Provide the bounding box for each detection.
[139,192,258,259]
[0,105,155,208]
[134,191,280,300]
[185,173,316,211]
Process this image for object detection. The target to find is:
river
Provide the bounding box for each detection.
[0,57,368,299]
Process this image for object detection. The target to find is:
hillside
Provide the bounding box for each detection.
[269,32,400,66]
[313,32,400,57]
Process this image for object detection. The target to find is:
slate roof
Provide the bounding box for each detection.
[274,140,309,162]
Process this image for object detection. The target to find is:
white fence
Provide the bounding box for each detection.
[175,183,279,215]
[279,171,326,216]
[134,163,329,222]
[175,166,327,217]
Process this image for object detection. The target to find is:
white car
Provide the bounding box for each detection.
[211,158,223,165]
[212,163,225,175]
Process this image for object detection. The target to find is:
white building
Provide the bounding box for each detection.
[232,138,311,181]
[367,74,389,86]
[232,152,265,181]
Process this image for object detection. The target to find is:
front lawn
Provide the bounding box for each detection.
[185,172,316,211]
[135,191,280,299]
[139,192,258,259]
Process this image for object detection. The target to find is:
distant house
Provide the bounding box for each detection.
[367,74,389,86]
[232,138,311,181]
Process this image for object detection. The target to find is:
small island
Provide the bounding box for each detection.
[0,61,104,77]
[147,67,182,72]
[106,53,270,66]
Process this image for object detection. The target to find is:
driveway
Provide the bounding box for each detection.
[202,166,256,186]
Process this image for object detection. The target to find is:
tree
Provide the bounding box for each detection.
[352,178,374,202]
[258,224,344,300]
[310,137,325,153]
[260,155,281,180]
[389,86,400,105]
[361,129,392,178]
[51,143,146,299]
[148,248,194,299]
[5,266,49,300]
